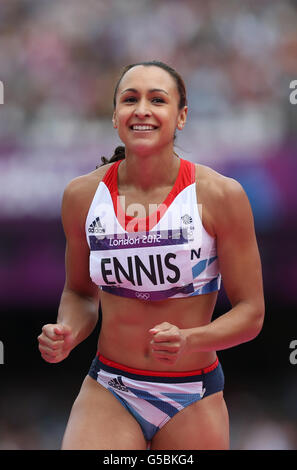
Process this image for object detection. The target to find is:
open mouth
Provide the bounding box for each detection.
[130,125,158,131]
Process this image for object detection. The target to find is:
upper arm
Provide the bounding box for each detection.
[61,178,100,301]
[214,178,264,313]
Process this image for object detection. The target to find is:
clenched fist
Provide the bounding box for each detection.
[38,324,74,363]
[149,322,188,365]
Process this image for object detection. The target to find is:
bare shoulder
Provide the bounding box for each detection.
[64,163,112,200]
[194,163,251,236]
[195,163,244,198]
[61,163,113,235]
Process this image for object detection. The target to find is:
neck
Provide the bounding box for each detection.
[119,147,180,192]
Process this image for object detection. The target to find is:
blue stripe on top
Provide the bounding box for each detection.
[190,274,221,296]
[192,256,217,278]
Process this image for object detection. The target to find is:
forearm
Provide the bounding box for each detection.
[185,301,264,353]
[57,288,99,349]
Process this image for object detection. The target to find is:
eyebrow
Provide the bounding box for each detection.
[120,88,169,95]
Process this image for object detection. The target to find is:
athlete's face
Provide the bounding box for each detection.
[113,66,187,155]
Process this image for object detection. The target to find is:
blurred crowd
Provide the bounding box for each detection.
[0,0,297,220]
[1,0,296,121]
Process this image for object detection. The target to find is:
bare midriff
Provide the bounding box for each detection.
[97,289,218,372]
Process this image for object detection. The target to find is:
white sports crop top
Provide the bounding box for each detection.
[85,157,221,301]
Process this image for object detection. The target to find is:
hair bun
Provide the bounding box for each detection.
[115,146,125,155]
[96,146,125,168]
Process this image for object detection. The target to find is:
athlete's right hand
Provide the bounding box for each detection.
[38,324,74,363]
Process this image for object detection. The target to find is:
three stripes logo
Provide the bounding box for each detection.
[88,216,105,234]
[108,377,129,392]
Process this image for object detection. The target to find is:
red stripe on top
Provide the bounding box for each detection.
[102,157,196,232]
[97,353,218,377]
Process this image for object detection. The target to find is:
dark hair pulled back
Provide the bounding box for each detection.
[97,60,187,168]
[97,145,125,168]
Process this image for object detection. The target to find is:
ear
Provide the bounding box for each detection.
[112,111,117,128]
[177,106,188,130]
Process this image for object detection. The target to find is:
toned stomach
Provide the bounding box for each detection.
[97,290,218,372]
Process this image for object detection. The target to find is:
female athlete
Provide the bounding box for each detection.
[38,61,265,450]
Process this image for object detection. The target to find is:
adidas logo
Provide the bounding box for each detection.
[88,216,105,234]
[108,377,129,392]
[181,214,193,224]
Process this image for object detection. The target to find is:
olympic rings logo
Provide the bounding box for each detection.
[135,292,150,300]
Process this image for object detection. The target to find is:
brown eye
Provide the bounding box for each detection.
[123,97,137,103]
[152,97,165,103]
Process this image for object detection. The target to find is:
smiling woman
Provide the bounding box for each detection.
[38,60,265,450]
[111,66,187,181]
[99,61,187,167]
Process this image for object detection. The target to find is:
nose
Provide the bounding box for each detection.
[134,98,151,118]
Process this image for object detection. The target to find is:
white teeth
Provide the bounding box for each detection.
[132,125,156,130]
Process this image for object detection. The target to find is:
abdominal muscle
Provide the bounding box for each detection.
[97,289,218,372]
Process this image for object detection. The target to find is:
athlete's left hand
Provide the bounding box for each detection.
[149,322,187,364]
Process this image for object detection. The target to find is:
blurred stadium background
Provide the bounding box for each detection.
[0,0,297,450]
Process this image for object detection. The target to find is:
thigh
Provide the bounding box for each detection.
[61,376,147,450]
[150,391,229,450]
